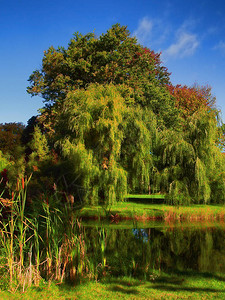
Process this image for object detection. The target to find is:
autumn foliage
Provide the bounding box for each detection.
[167,84,216,118]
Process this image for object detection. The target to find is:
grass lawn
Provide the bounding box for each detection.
[1,272,225,299]
[77,202,225,223]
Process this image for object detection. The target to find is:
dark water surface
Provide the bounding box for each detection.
[83,221,225,278]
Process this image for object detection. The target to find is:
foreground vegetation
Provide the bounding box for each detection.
[0,179,224,294]
[0,272,225,299]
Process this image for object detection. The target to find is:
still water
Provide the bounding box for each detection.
[83,222,225,278]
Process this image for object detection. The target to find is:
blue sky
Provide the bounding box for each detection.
[1,0,225,125]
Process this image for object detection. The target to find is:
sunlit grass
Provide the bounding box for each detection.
[1,272,225,299]
[78,202,225,223]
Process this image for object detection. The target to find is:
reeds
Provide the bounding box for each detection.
[0,176,97,292]
[0,175,38,291]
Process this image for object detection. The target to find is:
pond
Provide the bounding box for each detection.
[82,221,225,279]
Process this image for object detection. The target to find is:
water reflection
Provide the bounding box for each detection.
[84,224,225,279]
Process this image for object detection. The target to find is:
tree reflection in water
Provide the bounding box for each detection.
[84,225,225,279]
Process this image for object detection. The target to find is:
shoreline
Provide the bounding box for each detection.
[77,202,225,224]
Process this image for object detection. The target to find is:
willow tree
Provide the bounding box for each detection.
[152,86,225,204]
[27,24,224,205]
[53,84,156,205]
[26,24,177,204]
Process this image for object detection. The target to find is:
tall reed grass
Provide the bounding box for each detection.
[0,176,99,292]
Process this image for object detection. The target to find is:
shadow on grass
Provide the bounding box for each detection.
[104,278,142,287]
[152,276,185,285]
[108,285,139,295]
[144,208,163,212]
[104,278,142,295]
[150,284,225,294]
[127,198,165,204]
[147,270,225,295]
[168,269,225,282]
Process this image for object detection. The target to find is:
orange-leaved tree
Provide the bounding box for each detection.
[167,84,216,119]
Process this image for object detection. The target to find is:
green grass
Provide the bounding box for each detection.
[77,202,225,223]
[126,194,165,199]
[1,272,225,299]
[126,194,165,200]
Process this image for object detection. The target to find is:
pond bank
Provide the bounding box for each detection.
[77,202,225,223]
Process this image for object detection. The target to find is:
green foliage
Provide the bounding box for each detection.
[56,84,128,205]
[0,123,26,189]
[28,126,50,166]
[218,123,225,151]
[26,24,225,205]
[6,148,26,190]
[0,151,10,173]
[27,24,178,133]
[152,108,225,204]
[27,24,170,104]
[0,122,25,158]
[121,106,155,193]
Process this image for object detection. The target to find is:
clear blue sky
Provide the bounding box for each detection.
[1,0,225,125]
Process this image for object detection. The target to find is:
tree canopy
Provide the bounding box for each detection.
[0,122,25,158]
[27,24,178,131]
[28,24,171,102]
[25,24,225,205]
